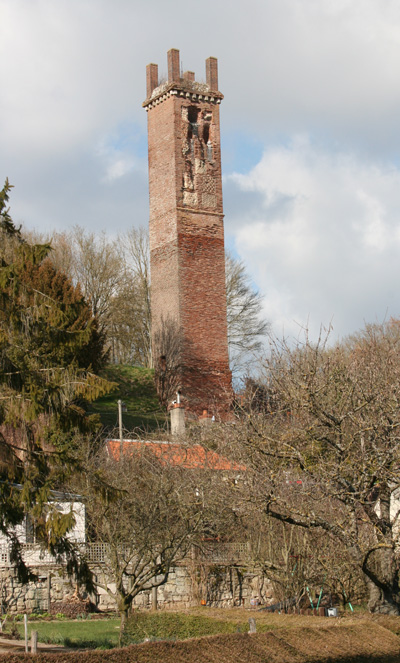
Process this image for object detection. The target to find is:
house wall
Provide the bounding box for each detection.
[0,501,85,547]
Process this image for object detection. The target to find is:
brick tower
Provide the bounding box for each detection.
[144,49,232,419]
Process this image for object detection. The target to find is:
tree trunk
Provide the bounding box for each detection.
[118,599,130,646]
[365,548,400,615]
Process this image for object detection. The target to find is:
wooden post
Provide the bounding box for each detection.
[47,573,51,613]
[24,614,28,653]
[118,400,123,458]
[151,586,158,611]
[230,568,236,606]
[31,630,38,654]
[248,618,256,633]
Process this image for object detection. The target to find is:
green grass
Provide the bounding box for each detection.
[11,612,266,650]
[10,611,276,650]
[14,618,121,649]
[8,609,396,652]
[121,612,239,644]
[120,611,274,645]
[121,607,374,647]
[90,364,167,433]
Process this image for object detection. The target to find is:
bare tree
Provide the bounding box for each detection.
[243,509,366,610]
[25,227,125,355]
[225,252,269,376]
[69,227,124,333]
[84,445,218,638]
[110,228,152,367]
[152,316,183,408]
[40,227,152,366]
[28,229,75,279]
[32,227,269,374]
[227,322,400,614]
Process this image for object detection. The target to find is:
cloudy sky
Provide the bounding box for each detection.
[1,0,400,343]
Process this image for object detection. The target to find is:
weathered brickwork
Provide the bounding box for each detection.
[144,49,232,418]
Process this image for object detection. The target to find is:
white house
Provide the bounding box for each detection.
[0,488,85,567]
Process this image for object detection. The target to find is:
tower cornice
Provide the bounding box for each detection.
[143,81,223,110]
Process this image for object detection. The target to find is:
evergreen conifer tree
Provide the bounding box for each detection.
[0,180,112,583]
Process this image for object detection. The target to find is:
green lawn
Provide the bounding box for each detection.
[121,612,251,645]
[11,611,315,650]
[90,364,167,433]
[9,609,398,651]
[15,618,121,649]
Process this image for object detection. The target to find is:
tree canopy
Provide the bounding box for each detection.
[0,180,112,580]
[44,228,268,375]
[83,442,233,638]
[225,251,269,376]
[228,322,400,614]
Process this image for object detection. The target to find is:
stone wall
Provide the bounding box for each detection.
[0,567,77,614]
[0,564,274,614]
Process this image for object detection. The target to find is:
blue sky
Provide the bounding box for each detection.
[2,0,400,344]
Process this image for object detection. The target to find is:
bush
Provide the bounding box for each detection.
[50,599,96,619]
[28,612,52,621]
[121,612,240,645]
[7,619,21,640]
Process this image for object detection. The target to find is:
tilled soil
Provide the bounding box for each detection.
[0,620,399,662]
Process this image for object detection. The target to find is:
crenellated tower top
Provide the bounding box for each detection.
[143,49,223,110]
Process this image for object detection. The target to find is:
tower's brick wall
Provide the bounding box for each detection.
[147,96,181,325]
[144,50,232,418]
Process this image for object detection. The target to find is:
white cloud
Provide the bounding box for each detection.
[226,137,400,341]
[217,0,400,155]
[2,0,400,342]
[0,0,154,156]
[96,138,136,183]
[103,159,134,182]
[2,0,400,158]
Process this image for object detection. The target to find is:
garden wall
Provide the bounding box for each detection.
[0,564,274,614]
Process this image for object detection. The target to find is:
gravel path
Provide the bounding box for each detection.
[0,637,73,654]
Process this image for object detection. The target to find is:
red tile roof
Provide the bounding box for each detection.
[106,439,245,471]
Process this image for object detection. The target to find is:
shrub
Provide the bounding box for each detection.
[121,612,239,645]
[50,599,96,619]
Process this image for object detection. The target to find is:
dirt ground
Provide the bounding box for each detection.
[0,637,71,655]
[0,618,400,662]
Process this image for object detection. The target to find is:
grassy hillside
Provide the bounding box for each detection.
[90,364,168,434]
